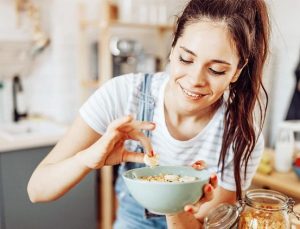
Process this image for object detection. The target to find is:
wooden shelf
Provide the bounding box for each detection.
[80,80,99,89]
[80,19,174,31]
[110,20,174,30]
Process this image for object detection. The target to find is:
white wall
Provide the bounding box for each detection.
[0,0,100,124]
[0,0,182,124]
[265,0,300,146]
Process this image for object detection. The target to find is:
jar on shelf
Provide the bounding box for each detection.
[203,189,300,229]
[275,121,295,172]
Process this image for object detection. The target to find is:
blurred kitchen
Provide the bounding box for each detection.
[0,0,300,228]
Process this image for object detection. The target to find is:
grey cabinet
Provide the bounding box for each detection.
[0,146,98,229]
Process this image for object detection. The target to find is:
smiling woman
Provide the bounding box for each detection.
[27,0,270,229]
[168,21,242,114]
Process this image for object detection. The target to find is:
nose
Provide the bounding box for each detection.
[188,66,207,87]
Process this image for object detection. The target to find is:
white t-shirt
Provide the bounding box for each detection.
[80,72,264,191]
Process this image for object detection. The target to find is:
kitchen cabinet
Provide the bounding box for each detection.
[0,146,98,229]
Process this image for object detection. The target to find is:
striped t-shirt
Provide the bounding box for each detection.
[80,72,264,191]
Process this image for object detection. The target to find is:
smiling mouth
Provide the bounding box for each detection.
[179,84,206,100]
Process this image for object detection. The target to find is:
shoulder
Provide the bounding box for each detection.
[144,72,169,99]
[114,72,169,95]
[106,72,167,89]
[103,73,142,90]
[150,71,169,88]
[92,73,145,101]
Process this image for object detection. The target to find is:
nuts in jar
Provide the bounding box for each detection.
[204,189,300,229]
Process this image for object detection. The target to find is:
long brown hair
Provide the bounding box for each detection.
[171,0,270,200]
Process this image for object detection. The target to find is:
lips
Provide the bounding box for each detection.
[178,83,207,100]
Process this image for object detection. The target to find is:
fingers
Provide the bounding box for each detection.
[128,130,153,155]
[210,174,218,189]
[202,184,214,202]
[192,160,207,170]
[115,117,155,155]
[184,184,214,219]
[107,116,156,155]
[107,115,133,132]
[122,151,145,163]
[183,173,218,220]
[121,120,156,132]
[191,161,218,188]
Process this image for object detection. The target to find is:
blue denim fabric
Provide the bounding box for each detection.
[113,74,167,229]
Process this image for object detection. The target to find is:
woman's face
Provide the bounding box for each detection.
[168,20,242,115]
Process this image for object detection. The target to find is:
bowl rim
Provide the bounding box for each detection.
[122,165,210,185]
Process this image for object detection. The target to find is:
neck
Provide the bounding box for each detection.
[163,87,222,140]
[164,90,221,126]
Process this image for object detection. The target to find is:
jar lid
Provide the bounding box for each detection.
[204,203,239,228]
[244,189,300,222]
[245,189,289,211]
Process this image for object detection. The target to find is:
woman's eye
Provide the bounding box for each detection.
[179,56,193,64]
[209,68,226,75]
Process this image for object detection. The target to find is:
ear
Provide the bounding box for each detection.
[230,60,248,83]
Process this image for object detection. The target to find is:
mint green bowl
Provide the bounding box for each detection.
[122,166,210,214]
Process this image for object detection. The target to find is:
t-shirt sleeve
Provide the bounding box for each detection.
[218,133,265,191]
[79,75,132,135]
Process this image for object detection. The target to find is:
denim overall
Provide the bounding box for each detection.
[113,74,167,229]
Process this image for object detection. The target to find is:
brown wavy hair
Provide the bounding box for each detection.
[171,0,270,200]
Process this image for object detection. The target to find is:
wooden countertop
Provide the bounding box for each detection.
[253,170,300,198]
[252,149,300,199]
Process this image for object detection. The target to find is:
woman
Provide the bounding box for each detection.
[28,0,270,228]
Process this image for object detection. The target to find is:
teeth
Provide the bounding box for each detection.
[182,88,201,99]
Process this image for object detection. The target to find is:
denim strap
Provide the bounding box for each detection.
[116,74,164,222]
[135,73,155,152]
[138,73,155,138]
[138,74,164,219]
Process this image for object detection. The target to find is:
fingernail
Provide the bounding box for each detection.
[206,185,212,192]
[149,150,154,157]
[150,122,156,126]
[188,208,194,214]
[211,175,217,182]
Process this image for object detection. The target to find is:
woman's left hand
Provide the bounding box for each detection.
[184,160,218,220]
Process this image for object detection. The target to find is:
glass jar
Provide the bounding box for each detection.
[204,189,300,229]
[204,204,239,228]
[275,122,296,172]
[239,189,292,228]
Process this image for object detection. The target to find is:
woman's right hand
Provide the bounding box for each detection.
[75,115,156,169]
[184,160,218,221]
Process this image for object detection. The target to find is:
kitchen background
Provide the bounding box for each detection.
[0,0,299,144]
[0,0,300,229]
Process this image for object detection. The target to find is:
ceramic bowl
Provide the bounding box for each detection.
[122,166,210,214]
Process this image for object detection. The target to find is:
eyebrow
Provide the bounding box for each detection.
[180,46,197,56]
[179,46,231,66]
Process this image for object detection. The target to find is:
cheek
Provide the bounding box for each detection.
[209,78,231,95]
[169,59,183,79]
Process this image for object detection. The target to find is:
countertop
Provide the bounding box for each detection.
[252,148,300,199]
[253,169,300,198]
[0,120,67,153]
